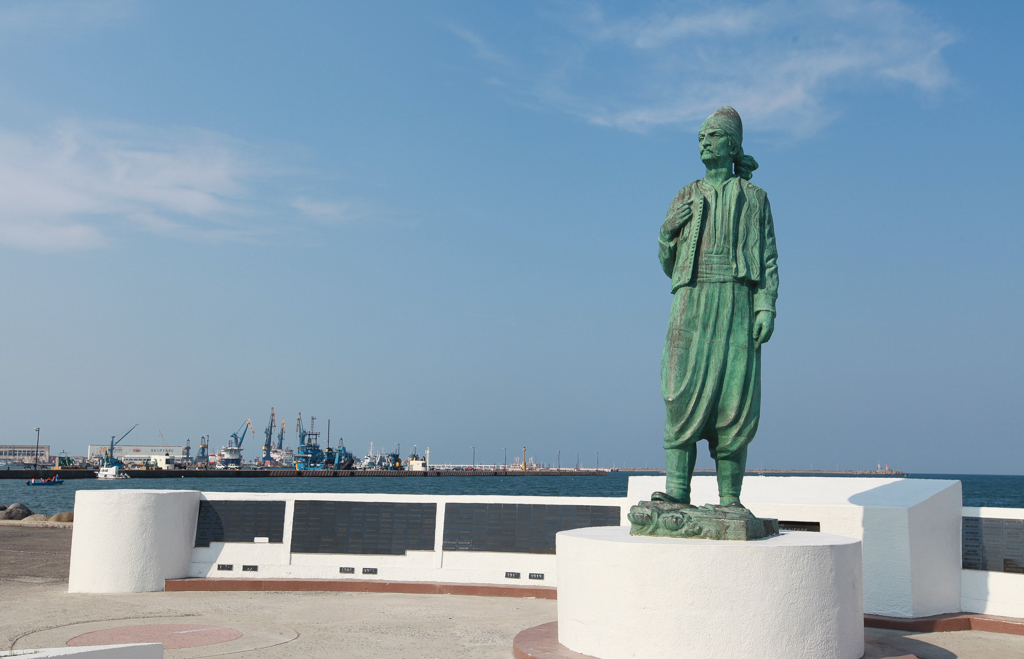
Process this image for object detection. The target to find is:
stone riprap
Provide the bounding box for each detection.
[0,503,33,520]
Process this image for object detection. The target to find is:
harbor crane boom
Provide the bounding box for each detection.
[296,412,307,447]
[262,407,276,464]
[104,424,138,467]
[229,419,251,449]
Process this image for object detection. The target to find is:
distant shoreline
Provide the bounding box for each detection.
[0,467,609,480]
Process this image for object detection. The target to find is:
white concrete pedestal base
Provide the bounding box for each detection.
[556,527,864,659]
[69,489,200,593]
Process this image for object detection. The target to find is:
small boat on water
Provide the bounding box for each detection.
[26,475,64,486]
[97,466,130,480]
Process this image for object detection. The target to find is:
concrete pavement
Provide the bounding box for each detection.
[4,526,1024,658]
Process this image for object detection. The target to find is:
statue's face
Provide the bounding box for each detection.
[698,124,736,167]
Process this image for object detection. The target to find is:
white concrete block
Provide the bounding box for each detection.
[626,476,961,617]
[557,526,863,659]
[69,489,200,593]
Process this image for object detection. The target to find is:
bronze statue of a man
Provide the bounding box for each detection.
[654,106,779,509]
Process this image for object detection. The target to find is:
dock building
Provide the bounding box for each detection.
[0,444,50,465]
[86,444,188,465]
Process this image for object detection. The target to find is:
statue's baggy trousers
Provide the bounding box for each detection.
[662,278,759,502]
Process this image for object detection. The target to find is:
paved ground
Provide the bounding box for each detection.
[3,526,1024,658]
[0,524,72,583]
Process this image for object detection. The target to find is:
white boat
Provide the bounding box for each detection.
[270,447,294,466]
[217,444,242,469]
[97,465,130,479]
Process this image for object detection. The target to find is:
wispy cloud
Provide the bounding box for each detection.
[454,0,956,135]
[0,0,131,33]
[291,197,353,223]
[450,25,511,66]
[0,122,262,252]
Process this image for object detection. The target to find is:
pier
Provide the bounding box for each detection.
[0,468,608,480]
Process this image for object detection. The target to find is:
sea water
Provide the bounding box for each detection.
[1,472,1022,517]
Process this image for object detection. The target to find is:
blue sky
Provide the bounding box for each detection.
[0,0,1021,473]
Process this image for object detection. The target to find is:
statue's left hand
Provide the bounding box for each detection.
[753,311,775,349]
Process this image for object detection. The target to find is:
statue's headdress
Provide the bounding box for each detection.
[700,106,759,180]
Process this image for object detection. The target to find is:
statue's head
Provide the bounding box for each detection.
[698,106,758,180]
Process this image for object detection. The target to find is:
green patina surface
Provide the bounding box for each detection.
[627,501,779,541]
[636,105,780,538]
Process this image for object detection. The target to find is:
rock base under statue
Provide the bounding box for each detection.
[556,526,864,659]
[627,500,779,540]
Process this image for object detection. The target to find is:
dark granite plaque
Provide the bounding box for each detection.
[194,500,286,547]
[778,520,820,532]
[963,516,1024,573]
[442,503,621,555]
[290,500,436,555]
[963,516,983,570]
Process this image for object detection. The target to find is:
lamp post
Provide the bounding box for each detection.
[472,446,475,468]
[33,427,40,474]
[596,452,599,470]
[503,448,506,470]
[557,450,560,470]
[576,453,579,470]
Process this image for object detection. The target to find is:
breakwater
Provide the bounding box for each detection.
[0,468,607,480]
[616,468,908,476]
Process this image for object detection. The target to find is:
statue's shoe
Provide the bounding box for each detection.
[651,491,694,506]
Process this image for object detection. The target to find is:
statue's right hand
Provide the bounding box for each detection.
[660,205,691,240]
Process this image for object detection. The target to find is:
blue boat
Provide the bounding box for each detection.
[26,475,64,486]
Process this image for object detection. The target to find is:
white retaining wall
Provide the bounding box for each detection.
[190,492,622,587]
[66,476,1024,621]
[961,506,1024,618]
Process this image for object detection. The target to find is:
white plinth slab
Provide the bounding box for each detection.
[69,489,200,593]
[627,475,961,618]
[557,526,863,659]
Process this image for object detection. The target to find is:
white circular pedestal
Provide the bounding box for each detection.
[68,489,201,593]
[556,526,863,659]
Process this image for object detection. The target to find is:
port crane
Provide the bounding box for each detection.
[276,416,286,450]
[102,424,138,467]
[195,435,209,466]
[229,419,256,450]
[217,419,256,469]
[261,407,276,465]
[324,419,355,470]
[293,412,324,470]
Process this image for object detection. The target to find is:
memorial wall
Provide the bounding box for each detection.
[66,477,1024,620]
